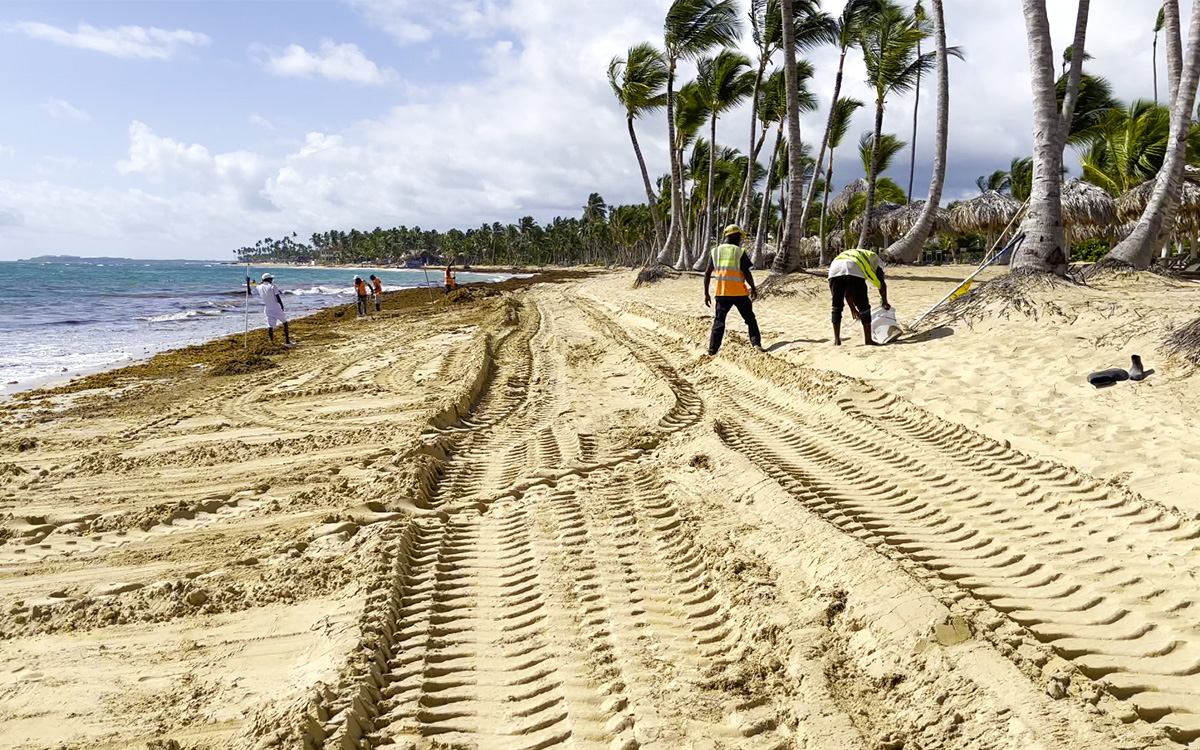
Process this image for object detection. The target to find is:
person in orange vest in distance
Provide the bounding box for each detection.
[353,275,370,317]
[444,264,457,294]
[369,274,383,312]
[704,224,762,355]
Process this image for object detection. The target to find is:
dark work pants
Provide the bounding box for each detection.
[357,295,369,316]
[709,296,761,354]
[829,276,871,327]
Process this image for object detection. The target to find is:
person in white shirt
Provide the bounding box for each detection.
[828,249,890,347]
[250,272,293,345]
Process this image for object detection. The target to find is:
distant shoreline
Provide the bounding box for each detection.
[1,269,591,406]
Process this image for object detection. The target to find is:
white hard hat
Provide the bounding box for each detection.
[261,272,274,282]
[354,275,362,281]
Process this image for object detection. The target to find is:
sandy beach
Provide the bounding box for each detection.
[2,267,1199,750]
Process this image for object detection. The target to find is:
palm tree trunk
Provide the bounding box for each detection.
[661,62,684,267]
[1107,0,1199,269]
[1011,0,1090,275]
[819,147,836,262]
[739,59,768,228]
[861,98,886,249]
[908,38,922,201]
[705,115,718,257]
[799,49,848,246]
[754,124,784,268]
[1166,2,1183,106]
[773,0,806,273]
[1154,31,1160,103]
[627,115,663,251]
[886,0,949,264]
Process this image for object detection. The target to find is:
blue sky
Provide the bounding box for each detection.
[0,1,1184,260]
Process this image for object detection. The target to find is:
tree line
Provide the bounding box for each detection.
[232,197,658,267]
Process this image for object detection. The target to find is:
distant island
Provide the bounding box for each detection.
[21,255,213,264]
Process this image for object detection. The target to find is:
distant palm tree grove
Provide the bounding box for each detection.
[238,0,1200,275]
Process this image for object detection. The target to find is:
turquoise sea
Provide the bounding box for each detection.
[0,258,516,393]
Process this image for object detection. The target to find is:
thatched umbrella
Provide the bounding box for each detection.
[828,178,869,218]
[850,202,902,235]
[1060,178,1117,235]
[1118,177,1200,257]
[826,229,846,252]
[878,200,952,237]
[1116,178,1200,225]
[948,191,1022,235]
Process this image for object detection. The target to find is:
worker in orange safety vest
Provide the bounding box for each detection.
[703,224,762,355]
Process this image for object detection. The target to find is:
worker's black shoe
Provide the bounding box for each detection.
[1130,355,1146,381]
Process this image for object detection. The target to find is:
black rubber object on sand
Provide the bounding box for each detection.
[1087,368,1129,387]
[1129,355,1146,381]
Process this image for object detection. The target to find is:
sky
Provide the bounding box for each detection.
[0,0,1185,261]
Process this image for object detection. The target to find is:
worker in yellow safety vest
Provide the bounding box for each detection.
[828,248,890,346]
[704,224,762,355]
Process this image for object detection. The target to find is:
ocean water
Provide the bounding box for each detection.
[0,258,517,393]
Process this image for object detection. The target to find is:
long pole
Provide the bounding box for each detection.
[909,232,1027,330]
[419,264,435,303]
[243,263,251,348]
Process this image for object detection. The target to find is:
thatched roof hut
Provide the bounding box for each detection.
[828,178,869,218]
[1060,178,1117,228]
[1116,178,1200,229]
[850,202,902,234]
[878,200,952,237]
[949,191,1022,234]
[826,229,846,251]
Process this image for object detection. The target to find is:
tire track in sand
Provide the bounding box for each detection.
[708,363,1200,742]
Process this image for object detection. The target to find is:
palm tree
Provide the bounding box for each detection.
[887,0,951,264]
[976,171,1011,194]
[855,132,908,208]
[907,0,930,201]
[1060,73,1119,143]
[674,80,711,265]
[748,65,816,265]
[660,0,742,267]
[737,0,835,228]
[1060,44,1092,76]
[1011,0,1090,276]
[608,43,669,250]
[695,49,755,257]
[1008,156,1034,202]
[582,193,608,224]
[818,97,865,259]
[1077,101,1179,196]
[797,0,884,247]
[1154,6,1166,102]
[772,0,814,272]
[1107,0,1200,268]
[858,4,945,248]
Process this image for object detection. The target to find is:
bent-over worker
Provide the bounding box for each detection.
[370,274,382,312]
[251,272,293,345]
[704,224,762,355]
[354,275,370,317]
[828,248,890,346]
[444,265,457,294]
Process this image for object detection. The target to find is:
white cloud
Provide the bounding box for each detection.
[260,40,393,85]
[9,21,210,60]
[45,98,90,121]
[116,121,275,212]
[347,0,500,43]
[250,114,275,130]
[0,145,14,157]
[2,0,1195,261]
